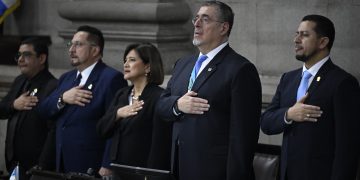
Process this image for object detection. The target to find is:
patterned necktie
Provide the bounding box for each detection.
[188,55,208,90]
[297,70,312,100]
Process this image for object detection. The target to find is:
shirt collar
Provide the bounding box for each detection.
[302,55,330,76]
[77,61,98,85]
[199,41,228,61]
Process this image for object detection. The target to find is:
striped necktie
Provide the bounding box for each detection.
[188,55,208,91]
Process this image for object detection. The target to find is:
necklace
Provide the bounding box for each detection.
[131,88,141,100]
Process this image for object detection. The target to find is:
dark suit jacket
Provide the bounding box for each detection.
[97,83,172,170]
[157,45,262,180]
[39,60,127,173]
[0,69,58,172]
[260,60,360,180]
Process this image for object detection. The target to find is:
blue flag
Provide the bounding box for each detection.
[9,165,19,180]
[0,0,21,24]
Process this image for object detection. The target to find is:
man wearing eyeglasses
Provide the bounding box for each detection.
[0,37,58,179]
[157,1,261,180]
[39,25,127,176]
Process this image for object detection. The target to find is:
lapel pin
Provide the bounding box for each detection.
[30,88,38,96]
[208,68,212,72]
[88,84,93,90]
[316,76,321,82]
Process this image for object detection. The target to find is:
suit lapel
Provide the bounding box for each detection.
[175,57,196,94]
[191,45,231,91]
[291,69,303,103]
[82,60,104,91]
[62,61,104,125]
[306,59,334,99]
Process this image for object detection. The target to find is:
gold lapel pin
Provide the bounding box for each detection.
[316,76,321,82]
[88,84,93,90]
[208,68,212,72]
[30,88,38,96]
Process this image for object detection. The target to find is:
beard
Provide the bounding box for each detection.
[192,38,202,46]
[70,58,81,67]
[295,49,318,62]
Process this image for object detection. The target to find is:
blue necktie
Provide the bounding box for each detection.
[188,55,208,90]
[297,70,312,100]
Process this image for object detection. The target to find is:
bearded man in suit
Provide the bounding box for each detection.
[260,15,360,180]
[39,25,127,176]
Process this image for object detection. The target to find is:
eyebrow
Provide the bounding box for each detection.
[196,14,211,18]
[296,30,310,34]
[18,51,35,54]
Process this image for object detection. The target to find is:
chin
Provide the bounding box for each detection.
[71,61,80,67]
[295,55,308,62]
[192,39,202,46]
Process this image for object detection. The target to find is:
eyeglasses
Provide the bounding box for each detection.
[191,16,224,25]
[14,51,37,62]
[67,41,97,49]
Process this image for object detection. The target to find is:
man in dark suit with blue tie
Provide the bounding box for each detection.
[39,25,127,176]
[260,15,360,180]
[157,1,262,180]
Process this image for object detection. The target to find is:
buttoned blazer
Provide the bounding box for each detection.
[260,60,360,180]
[97,83,172,170]
[0,69,58,171]
[157,45,262,180]
[39,60,127,173]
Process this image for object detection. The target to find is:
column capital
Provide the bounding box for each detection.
[58,1,190,23]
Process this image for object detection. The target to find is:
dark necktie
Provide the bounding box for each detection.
[22,80,31,93]
[73,73,82,87]
[188,55,208,90]
[297,70,312,100]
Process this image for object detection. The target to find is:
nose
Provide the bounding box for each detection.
[123,60,130,67]
[17,55,25,63]
[294,34,301,43]
[68,44,75,53]
[193,18,201,27]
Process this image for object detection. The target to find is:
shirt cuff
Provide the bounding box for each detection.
[284,111,293,124]
[172,101,182,116]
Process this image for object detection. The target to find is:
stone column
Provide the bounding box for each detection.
[55,0,193,74]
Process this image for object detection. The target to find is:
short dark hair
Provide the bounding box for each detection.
[302,14,335,50]
[20,37,49,69]
[123,43,164,85]
[201,1,234,36]
[76,25,104,55]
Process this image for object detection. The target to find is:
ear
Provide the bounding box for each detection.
[91,46,101,57]
[145,64,151,73]
[219,22,230,36]
[319,37,329,50]
[39,54,47,65]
